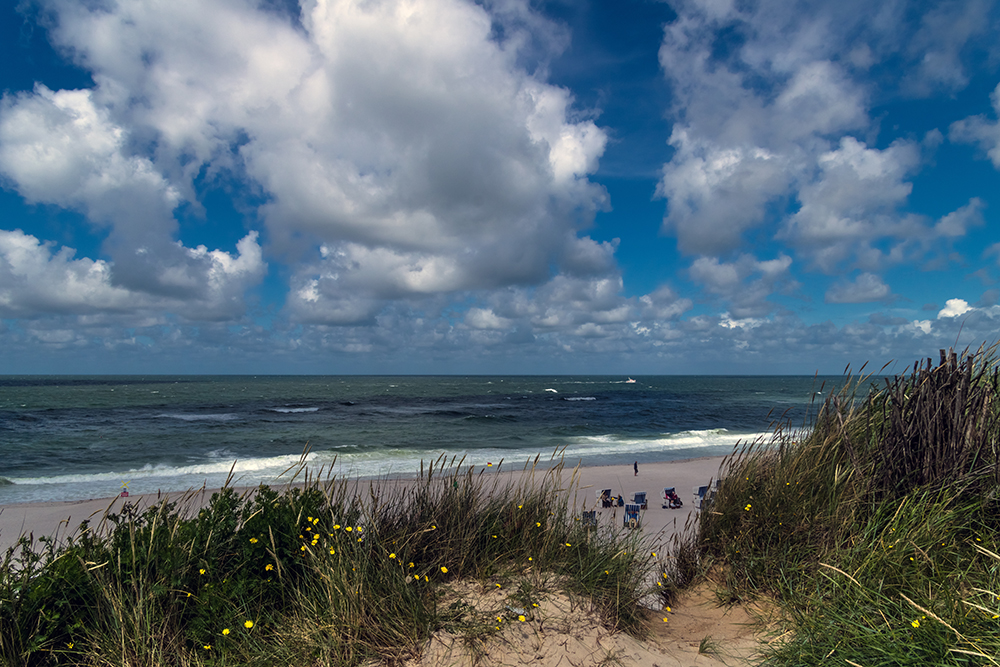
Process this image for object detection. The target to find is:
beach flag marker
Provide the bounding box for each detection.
[120,481,130,497]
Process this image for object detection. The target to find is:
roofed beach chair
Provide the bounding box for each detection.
[631,491,647,510]
[582,510,597,527]
[693,485,709,509]
[662,487,682,509]
[597,488,614,508]
[623,503,641,529]
[705,479,721,505]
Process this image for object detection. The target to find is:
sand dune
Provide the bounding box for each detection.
[0,456,763,667]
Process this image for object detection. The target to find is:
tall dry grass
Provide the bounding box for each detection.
[669,346,1000,666]
[0,455,654,666]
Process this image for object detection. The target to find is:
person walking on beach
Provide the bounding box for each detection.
[634,461,638,476]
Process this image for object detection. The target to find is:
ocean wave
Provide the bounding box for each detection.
[562,428,765,457]
[563,396,596,402]
[157,413,239,422]
[8,452,318,487]
[267,407,320,413]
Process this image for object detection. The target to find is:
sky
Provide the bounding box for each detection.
[1,0,1000,375]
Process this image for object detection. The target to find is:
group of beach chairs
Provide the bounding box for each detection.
[591,481,720,529]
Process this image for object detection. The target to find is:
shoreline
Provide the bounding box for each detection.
[0,455,728,553]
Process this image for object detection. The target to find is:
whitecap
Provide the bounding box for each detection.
[157,413,238,422]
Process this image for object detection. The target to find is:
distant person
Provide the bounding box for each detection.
[634,461,638,476]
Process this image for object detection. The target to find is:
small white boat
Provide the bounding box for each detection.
[625,377,636,384]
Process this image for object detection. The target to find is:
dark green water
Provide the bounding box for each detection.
[0,375,843,503]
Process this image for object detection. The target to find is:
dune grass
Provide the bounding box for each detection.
[665,346,1000,666]
[0,456,653,666]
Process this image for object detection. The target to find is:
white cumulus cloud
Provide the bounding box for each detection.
[10,0,610,328]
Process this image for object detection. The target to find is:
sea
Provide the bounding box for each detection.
[0,375,846,505]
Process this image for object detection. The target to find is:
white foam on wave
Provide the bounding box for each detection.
[267,407,320,413]
[7,452,317,488]
[158,413,238,422]
[545,388,558,393]
[563,396,596,401]
[562,428,767,458]
[0,429,775,504]
[0,451,326,503]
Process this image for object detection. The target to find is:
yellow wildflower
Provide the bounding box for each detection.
[441,566,448,574]
[249,537,258,544]
[346,526,353,532]
[389,553,396,559]
[199,568,206,575]
[244,620,254,629]
[911,619,920,628]
[203,644,212,650]
[222,629,230,635]
[265,564,274,571]
[334,524,341,530]
[408,562,415,568]
[518,615,526,622]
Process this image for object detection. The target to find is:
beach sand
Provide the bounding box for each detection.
[0,456,763,666]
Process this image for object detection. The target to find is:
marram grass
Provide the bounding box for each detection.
[663,346,1000,666]
[0,457,652,666]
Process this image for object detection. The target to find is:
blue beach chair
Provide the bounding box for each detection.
[631,491,647,510]
[623,503,641,529]
[582,510,597,527]
[662,487,682,509]
[693,485,709,509]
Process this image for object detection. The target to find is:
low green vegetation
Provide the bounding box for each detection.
[670,347,1000,666]
[0,458,651,666]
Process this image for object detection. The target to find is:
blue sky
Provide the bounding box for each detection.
[2,0,1000,375]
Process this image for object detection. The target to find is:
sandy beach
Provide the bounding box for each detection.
[0,456,727,554]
